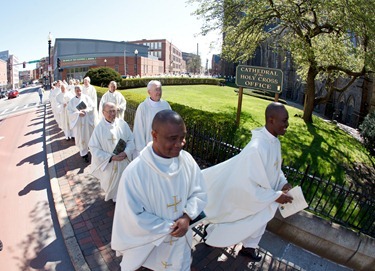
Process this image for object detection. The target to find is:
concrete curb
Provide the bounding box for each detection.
[267,210,375,271]
[44,104,91,271]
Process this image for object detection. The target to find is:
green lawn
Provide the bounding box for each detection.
[100,84,375,185]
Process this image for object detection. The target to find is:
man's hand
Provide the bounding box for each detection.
[111,152,127,162]
[281,183,292,192]
[276,192,293,204]
[170,213,190,237]
[79,110,86,117]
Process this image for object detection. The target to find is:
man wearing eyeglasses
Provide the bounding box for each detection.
[88,102,135,202]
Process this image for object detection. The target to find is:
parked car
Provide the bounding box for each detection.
[8,89,19,99]
[0,90,7,99]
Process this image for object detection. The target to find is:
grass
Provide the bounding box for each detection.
[98,84,375,185]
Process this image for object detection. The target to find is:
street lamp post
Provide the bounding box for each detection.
[134,49,138,76]
[104,59,107,67]
[40,67,43,81]
[123,47,127,77]
[48,32,52,89]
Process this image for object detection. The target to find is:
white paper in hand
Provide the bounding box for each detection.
[279,186,308,218]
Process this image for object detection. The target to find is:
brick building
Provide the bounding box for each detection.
[50,38,164,81]
[128,39,186,74]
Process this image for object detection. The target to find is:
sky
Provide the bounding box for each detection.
[0,0,222,71]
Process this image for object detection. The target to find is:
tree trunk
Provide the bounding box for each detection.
[303,67,318,123]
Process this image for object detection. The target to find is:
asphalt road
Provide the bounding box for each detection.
[0,89,73,270]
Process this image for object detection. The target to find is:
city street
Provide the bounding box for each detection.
[0,90,73,270]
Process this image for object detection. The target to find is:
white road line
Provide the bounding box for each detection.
[11,106,19,112]
[2,109,9,114]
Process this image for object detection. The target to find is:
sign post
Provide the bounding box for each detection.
[236,87,244,125]
[235,65,283,125]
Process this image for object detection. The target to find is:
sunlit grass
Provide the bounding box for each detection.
[99,84,375,184]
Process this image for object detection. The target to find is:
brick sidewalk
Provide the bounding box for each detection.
[45,104,306,271]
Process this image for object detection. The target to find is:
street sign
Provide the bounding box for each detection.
[235,65,283,93]
[28,60,40,64]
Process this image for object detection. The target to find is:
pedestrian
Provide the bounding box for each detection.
[98,81,126,120]
[202,102,293,262]
[111,109,207,271]
[67,85,95,162]
[132,80,171,158]
[88,102,135,202]
[82,76,99,126]
[38,86,45,104]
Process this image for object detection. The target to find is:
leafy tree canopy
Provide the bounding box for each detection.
[190,0,375,122]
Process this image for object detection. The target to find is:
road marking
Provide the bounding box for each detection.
[0,103,40,117]
[0,136,4,141]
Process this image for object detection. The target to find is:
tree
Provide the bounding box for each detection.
[190,0,375,122]
[84,67,122,87]
[359,111,375,155]
[186,54,202,74]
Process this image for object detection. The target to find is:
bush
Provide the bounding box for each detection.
[359,111,375,155]
[84,67,122,87]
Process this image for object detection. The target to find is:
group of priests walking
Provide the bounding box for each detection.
[48,78,294,271]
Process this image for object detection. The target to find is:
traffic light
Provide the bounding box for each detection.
[23,62,26,68]
[57,58,61,68]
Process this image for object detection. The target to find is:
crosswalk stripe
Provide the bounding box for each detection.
[0,103,40,116]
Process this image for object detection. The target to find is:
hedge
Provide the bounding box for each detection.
[118,77,225,89]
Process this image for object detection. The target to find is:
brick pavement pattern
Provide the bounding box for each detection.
[44,104,308,271]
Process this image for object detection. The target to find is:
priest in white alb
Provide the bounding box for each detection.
[132,80,171,158]
[56,83,74,140]
[111,109,207,271]
[49,80,62,128]
[67,85,95,162]
[88,102,134,202]
[202,102,293,262]
[98,81,126,120]
[82,76,99,126]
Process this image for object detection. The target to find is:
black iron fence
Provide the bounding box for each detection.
[283,165,375,237]
[124,105,375,238]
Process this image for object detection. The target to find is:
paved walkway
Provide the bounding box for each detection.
[44,103,352,271]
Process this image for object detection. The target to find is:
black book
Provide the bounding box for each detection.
[113,138,126,155]
[76,101,87,110]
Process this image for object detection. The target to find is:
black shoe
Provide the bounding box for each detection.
[82,154,89,163]
[239,247,262,262]
[202,224,209,241]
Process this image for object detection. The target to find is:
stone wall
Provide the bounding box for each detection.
[267,210,375,271]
